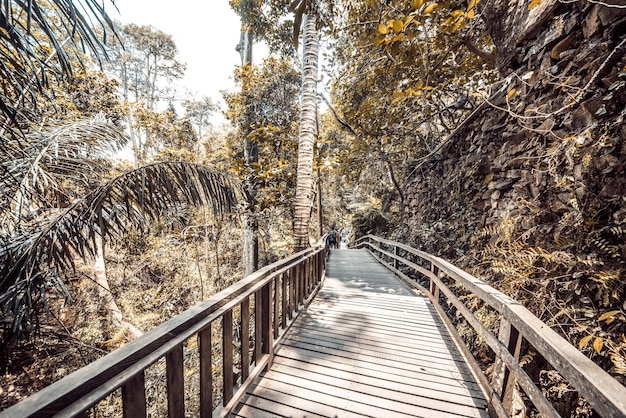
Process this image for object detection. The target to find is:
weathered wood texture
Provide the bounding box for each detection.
[233,249,490,418]
[357,235,626,418]
[0,242,327,418]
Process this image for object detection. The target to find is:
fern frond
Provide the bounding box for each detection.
[609,347,626,376]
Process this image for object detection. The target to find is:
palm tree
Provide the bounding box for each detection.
[0,117,239,342]
[0,0,117,139]
[292,2,320,252]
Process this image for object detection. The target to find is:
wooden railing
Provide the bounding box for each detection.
[355,235,626,418]
[1,240,327,418]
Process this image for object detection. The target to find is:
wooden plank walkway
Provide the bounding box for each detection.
[233,249,490,417]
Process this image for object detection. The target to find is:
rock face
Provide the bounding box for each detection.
[400,1,626,397]
[403,0,626,259]
[479,0,561,71]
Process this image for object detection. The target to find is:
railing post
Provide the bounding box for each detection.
[273,277,280,339]
[492,318,523,410]
[222,310,234,406]
[307,256,312,295]
[281,271,288,328]
[393,245,398,270]
[199,326,212,418]
[240,297,250,382]
[430,264,440,302]
[303,258,309,298]
[261,282,273,365]
[254,290,262,366]
[166,343,185,418]
[289,267,296,316]
[317,251,322,283]
[122,372,146,418]
[295,264,301,309]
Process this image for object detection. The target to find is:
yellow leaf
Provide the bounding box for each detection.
[405,14,416,25]
[393,19,404,32]
[451,10,464,18]
[411,0,424,9]
[393,91,405,99]
[528,0,541,10]
[392,33,404,42]
[467,8,475,18]
[599,310,621,322]
[378,23,388,34]
[593,337,603,353]
[468,0,476,9]
[506,88,516,99]
[374,34,386,45]
[579,335,592,349]
[423,3,439,14]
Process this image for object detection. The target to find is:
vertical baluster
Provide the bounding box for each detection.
[240,297,250,382]
[282,270,288,328]
[313,255,317,288]
[393,246,399,270]
[273,277,280,338]
[222,311,233,406]
[255,290,262,366]
[289,267,295,318]
[294,265,300,311]
[261,282,273,365]
[122,371,146,418]
[308,257,313,293]
[299,263,304,304]
[199,326,212,418]
[318,251,323,282]
[306,257,311,295]
[300,263,305,303]
[430,264,440,301]
[492,319,523,410]
[166,344,185,418]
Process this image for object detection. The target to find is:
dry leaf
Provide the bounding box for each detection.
[593,337,603,353]
[579,334,592,349]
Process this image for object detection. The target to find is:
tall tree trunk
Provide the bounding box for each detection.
[293,12,319,252]
[238,3,259,276]
[94,236,143,340]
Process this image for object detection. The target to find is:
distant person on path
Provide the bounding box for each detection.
[328,227,339,249]
[340,228,349,246]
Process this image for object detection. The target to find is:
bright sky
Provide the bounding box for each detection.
[110,0,246,111]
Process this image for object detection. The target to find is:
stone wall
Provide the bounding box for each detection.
[403,0,626,259]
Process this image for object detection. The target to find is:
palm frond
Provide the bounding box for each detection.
[0,0,118,134]
[0,161,240,338]
[1,116,129,233]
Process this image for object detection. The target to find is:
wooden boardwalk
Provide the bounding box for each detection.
[233,249,489,417]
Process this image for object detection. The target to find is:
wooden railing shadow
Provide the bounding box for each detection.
[355,234,626,418]
[1,239,328,418]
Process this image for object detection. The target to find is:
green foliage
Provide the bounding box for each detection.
[223,57,300,212]
[324,0,498,224]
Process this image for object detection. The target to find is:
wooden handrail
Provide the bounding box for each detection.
[354,234,626,418]
[1,240,328,418]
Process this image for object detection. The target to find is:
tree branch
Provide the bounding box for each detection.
[318,93,358,136]
[461,36,496,66]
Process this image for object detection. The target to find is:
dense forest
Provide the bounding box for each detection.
[1,0,625,416]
